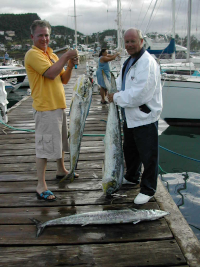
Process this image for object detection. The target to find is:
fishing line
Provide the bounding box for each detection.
[110,193,127,207]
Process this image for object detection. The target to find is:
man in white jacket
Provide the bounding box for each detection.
[108,28,163,204]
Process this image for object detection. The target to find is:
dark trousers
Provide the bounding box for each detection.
[123,121,159,196]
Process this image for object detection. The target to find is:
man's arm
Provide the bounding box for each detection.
[112,59,158,108]
[61,57,79,84]
[43,49,78,81]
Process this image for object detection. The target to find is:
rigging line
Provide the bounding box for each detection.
[145,0,163,34]
[136,0,145,28]
[121,5,131,29]
[171,0,184,38]
[144,0,159,34]
[139,0,154,30]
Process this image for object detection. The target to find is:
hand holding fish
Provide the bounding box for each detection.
[66,49,79,68]
[107,93,115,103]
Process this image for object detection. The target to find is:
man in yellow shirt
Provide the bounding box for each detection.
[25,20,79,201]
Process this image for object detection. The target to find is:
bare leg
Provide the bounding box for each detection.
[100,87,107,103]
[56,151,68,175]
[36,157,55,200]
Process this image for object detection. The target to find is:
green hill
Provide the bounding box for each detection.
[0,13,83,42]
[0,13,118,59]
[0,13,41,41]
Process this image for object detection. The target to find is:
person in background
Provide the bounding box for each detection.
[25,20,79,201]
[107,28,163,205]
[96,48,120,104]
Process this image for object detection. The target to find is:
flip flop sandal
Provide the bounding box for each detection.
[36,190,56,202]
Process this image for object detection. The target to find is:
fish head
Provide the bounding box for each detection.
[102,180,118,195]
[150,209,170,220]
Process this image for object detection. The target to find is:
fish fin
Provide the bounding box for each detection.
[29,218,45,237]
[133,220,140,225]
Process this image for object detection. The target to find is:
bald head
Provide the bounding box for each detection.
[124,28,143,39]
[124,28,144,57]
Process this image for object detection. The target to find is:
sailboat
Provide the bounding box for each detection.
[160,0,200,126]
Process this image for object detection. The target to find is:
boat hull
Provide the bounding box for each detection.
[161,75,200,126]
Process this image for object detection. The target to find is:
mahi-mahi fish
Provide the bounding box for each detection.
[60,74,92,183]
[102,71,124,195]
[30,208,169,237]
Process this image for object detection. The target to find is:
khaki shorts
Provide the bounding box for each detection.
[33,108,69,159]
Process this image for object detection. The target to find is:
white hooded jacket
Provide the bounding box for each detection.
[113,50,163,128]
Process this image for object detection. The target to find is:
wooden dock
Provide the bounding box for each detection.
[0,63,200,267]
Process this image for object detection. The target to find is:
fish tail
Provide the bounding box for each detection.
[29,218,45,237]
[59,172,75,183]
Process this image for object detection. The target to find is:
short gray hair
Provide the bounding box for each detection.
[124,28,143,40]
[30,20,51,35]
[137,29,143,39]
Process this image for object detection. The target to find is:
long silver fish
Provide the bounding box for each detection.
[102,71,124,195]
[30,208,170,237]
[60,74,92,183]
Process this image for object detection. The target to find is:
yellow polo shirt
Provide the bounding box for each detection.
[25,46,66,111]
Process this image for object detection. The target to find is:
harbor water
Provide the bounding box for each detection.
[159,120,200,240]
[7,88,200,241]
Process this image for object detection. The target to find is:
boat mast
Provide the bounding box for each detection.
[172,0,175,62]
[74,0,77,49]
[117,0,123,52]
[186,0,192,62]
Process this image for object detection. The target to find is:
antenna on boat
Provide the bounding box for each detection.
[74,0,77,49]
[74,0,78,69]
[172,0,176,62]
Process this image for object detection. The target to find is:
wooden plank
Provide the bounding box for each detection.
[0,189,143,207]
[0,179,105,193]
[0,180,139,194]
[0,170,102,181]
[0,153,104,163]
[0,135,105,143]
[0,151,104,160]
[0,220,173,245]
[0,142,105,151]
[0,241,186,266]
[0,161,103,172]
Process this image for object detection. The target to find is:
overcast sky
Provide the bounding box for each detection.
[1,0,200,39]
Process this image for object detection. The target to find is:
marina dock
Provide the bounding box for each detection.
[0,63,200,267]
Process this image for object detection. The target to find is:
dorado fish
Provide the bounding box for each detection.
[102,71,124,195]
[30,208,169,237]
[60,74,92,183]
